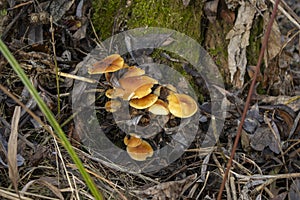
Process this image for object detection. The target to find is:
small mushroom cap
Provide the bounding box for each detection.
[88,54,124,74]
[132,84,154,99]
[148,99,169,115]
[126,140,153,161]
[119,75,158,95]
[105,88,125,99]
[124,134,142,147]
[130,94,158,109]
[105,100,122,112]
[121,66,145,79]
[167,93,198,118]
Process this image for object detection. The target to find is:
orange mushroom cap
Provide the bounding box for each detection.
[105,88,125,99]
[123,134,142,148]
[148,99,169,115]
[132,84,154,99]
[129,94,158,109]
[167,93,198,118]
[88,54,124,74]
[126,140,153,161]
[119,75,158,95]
[121,66,145,79]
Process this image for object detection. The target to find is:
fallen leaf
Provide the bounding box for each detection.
[49,0,75,23]
[133,174,197,199]
[201,153,211,181]
[270,192,287,200]
[249,125,281,154]
[226,1,256,88]
[8,106,21,192]
[263,11,282,65]
[289,179,300,200]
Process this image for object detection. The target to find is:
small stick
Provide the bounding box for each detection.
[50,16,61,115]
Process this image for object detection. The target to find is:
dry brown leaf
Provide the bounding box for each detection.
[263,11,282,66]
[289,179,300,200]
[200,153,211,181]
[133,174,197,199]
[7,106,21,192]
[249,125,281,154]
[226,1,256,88]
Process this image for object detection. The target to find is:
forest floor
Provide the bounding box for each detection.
[0,0,299,199]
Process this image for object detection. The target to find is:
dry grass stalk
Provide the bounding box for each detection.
[7,106,21,197]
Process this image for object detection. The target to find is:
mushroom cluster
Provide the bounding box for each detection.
[89,54,198,161]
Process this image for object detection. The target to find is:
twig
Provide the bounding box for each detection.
[6,1,33,10]
[217,0,281,199]
[57,71,98,84]
[269,0,300,30]
[196,171,210,199]
[50,16,61,115]
[231,171,300,181]
[230,176,237,200]
[0,84,54,137]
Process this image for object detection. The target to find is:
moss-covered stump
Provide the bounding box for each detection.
[92,0,203,42]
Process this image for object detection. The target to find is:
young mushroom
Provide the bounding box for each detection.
[167,93,198,118]
[104,100,122,112]
[124,134,142,147]
[124,135,153,161]
[88,54,124,74]
[105,88,125,99]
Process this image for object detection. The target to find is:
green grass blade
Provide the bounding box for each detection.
[0,39,103,200]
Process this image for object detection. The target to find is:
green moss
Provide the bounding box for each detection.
[247,16,263,65]
[209,46,227,66]
[92,0,203,42]
[92,0,124,40]
[256,85,267,94]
